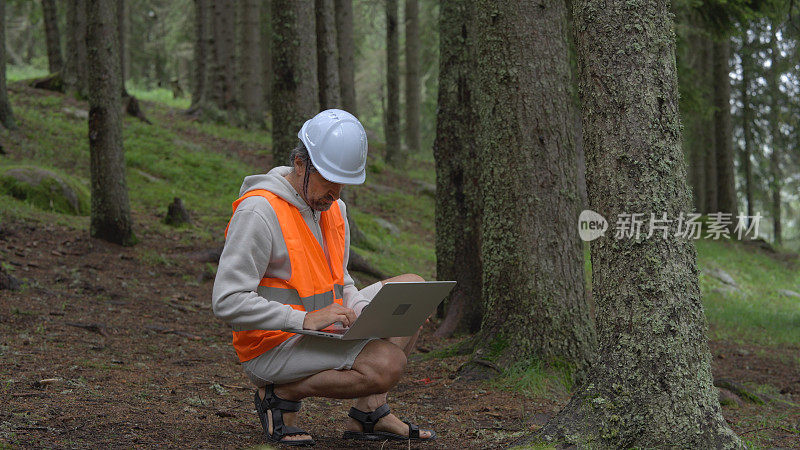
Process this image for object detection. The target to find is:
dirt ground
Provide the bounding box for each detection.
[1,216,799,449]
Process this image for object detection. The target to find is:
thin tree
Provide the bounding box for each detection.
[86,0,134,245]
[41,0,63,74]
[384,0,402,165]
[271,0,318,165]
[64,0,87,97]
[404,0,420,153]
[464,0,595,378]
[703,36,718,214]
[210,0,236,112]
[713,38,739,220]
[0,0,15,130]
[189,0,209,112]
[316,0,341,109]
[767,26,782,244]
[432,0,483,337]
[117,0,128,95]
[238,0,264,125]
[533,0,743,446]
[335,0,357,114]
[739,32,755,222]
[261,0,272,112]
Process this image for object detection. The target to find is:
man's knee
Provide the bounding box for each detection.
[361,341,407,392]
[386,273,425,284]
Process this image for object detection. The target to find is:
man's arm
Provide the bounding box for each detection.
[212,198,307,331]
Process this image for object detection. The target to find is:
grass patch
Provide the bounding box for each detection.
[492,358,575,400]
[7,65,48,82]
[127,85,191,110]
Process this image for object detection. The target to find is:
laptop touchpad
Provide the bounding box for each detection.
[392,304,411,315]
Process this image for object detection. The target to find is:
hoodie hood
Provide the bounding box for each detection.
[239,166,311,212]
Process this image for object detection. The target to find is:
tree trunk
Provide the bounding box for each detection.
[210,0,236,111]
[384,0,402,165]
[117,0,128,95]
[713,39,738,221]
[404,0,420,153]
[702,37,717,214]
[261,0,272,112]
[533,0,743,447]
[239,0,264,125]
[335,0,356,115]
[64,0,87,97]
[432,0,483,337]
[316,0,341,110]
[41,0,63,74]
[86,0,134,245]
[768,28,782,245]
[467,0,595,377]
[0,0,15,130]
[740,35,754,224]
[684,24,707,213]
[271,0,318,165]
[189,0,209,111]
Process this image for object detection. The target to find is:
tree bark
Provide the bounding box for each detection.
[739,35,754,223]
[533,0,743,447]
[239,0,264,125]
[86,0,134,245]
[117,0,128,95]
[404,0,420,153]
[335,0,356,115]
[261,0,272,112]
[384,0,402,165]
[316,0,341,110]
[768,28,782,245]
[432,0,483,337]
[64,0,87,97]
[271,0,318,165]
[702,37,717,214]
[189,0,209,111]
[210,0,236,111]
[683,23,707,213]
[41,0,63,75]
[713,39,738,221]
[0,0,15,130]
[467,0,595,377]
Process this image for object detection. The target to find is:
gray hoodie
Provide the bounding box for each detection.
[212,166,370,333]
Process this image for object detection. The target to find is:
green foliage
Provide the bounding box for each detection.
[492,357,575,400]
[0,165,90,215]
[6,65,48,82]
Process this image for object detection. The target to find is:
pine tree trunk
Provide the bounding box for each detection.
[335,0,356,115]
[684,24,706,213]
[189,0,209,111]
[713,39,738,220]
[467,0,595,375]
[768,29,782,245]
[261,0,272,112]
[384,0,402,165]
[271,0,318,165]
[210,0,236,111]
[702,37,717,214]
[239,0,264,125]
[0,0,15,130]
[404,0,420,153]
[117,0,128,95]
[41,0,63,75]
[534,0,743,447]
[64,0,87,97]
[86,0,134,246]
[316,0,341,110]
[740,36,754,223]
[432,0,483,337]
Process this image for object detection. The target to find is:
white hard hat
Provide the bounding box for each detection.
[297,109,368,185]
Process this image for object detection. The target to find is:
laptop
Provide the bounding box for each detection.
[286,281,456,340]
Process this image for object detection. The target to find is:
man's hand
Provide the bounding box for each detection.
[302,303,357,330]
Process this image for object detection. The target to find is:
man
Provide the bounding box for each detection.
[212,109,435,445]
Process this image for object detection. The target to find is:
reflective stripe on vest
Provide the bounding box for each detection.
[225,189,346,362]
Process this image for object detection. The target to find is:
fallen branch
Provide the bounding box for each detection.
[713,378,764,404]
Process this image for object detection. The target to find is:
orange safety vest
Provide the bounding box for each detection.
[225,189,346,362]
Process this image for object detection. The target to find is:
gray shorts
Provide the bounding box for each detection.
[242,281,382,386]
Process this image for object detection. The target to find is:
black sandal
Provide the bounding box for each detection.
[342,404,436,441]
[254,386,314,446]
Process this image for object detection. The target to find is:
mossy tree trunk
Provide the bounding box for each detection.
[384,0,402,166]
[335,0,356,115]
[432,0,483,337]
[404,0,420,153]
[713,38,738,221]
[41,0,63,75]
[316,0,341,110]
[532,0,743,447]
[0,0,14,130]
[468,0,595,374]
[86,0,134,245]
[271,0,318,165]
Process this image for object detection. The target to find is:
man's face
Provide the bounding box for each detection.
[294,159,343,212]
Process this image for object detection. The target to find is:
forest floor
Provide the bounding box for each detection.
[1,83,799,448]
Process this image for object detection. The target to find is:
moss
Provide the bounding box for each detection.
[0,165,90,215]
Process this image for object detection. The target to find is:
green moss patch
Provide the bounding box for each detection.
[0,165,90,215]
